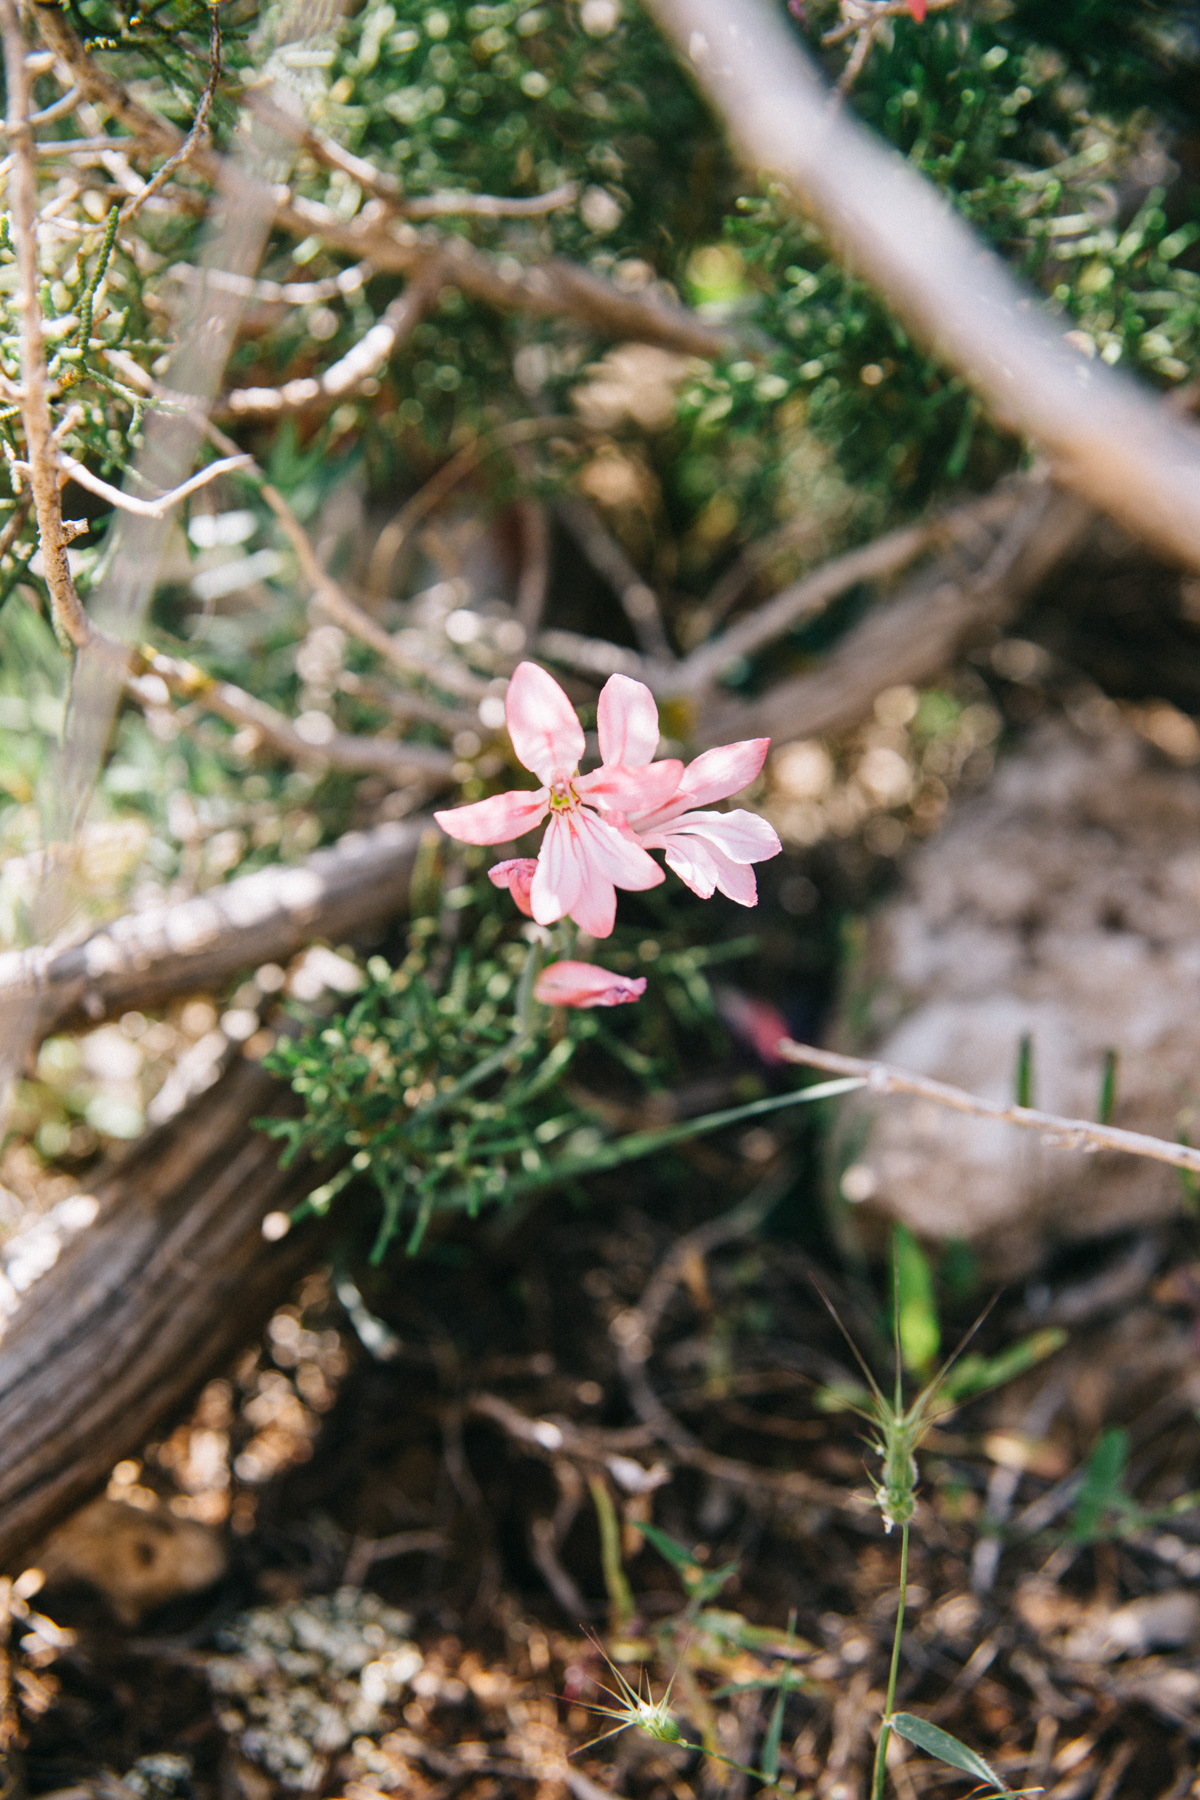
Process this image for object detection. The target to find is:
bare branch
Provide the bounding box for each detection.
[398,182,578,220]
[53,450,252,518]
[555,496,675,663]
[0,0,90,650]
[776,1040,1200,1179]
[822,0,961,48]
[646,0,1200,574]
[696,480,1090,744]
[217,263,441,422]
[670,488,1019,702]
[197,417,490,705]
[138,651,455,784]
[514,498,551,637]
[34,8,729,362]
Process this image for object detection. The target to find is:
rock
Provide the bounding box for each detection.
[836,714,1200,1274]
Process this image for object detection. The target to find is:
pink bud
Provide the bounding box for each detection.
[488,857,538,917]
[533,960,647,1009]
[907,0,927,18]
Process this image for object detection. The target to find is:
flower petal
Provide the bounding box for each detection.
[662,837,719,899]
[577,757,683,814]
[505,660,585,784]
[530,812,584,925]
[568,867,617,938]
[534,960,647,1009]
[488,857,537,917]
[677,739,770,808]
[435,788,547,845]
[596,673,661,768]
[646,807,781,865]
[574,807,666,893]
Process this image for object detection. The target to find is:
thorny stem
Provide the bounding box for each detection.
[0,0,91,650]
[872,1520,910,1800]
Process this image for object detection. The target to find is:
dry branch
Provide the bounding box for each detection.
[777,1040,1200,1177]
[697,479,1090,744]
[32,4,729,364]
[1,0,90,651]
[0,815,437,1043]
[647,0,1200,574]
[0,1056,336,1566]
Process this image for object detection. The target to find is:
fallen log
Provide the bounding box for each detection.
[0,1052,339,1568]
[0,815,435,1044]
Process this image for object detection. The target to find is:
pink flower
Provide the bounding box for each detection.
[534,959,647,1008]
[434,661,683,938]
[907,0,926,18]
[604,679,783,906]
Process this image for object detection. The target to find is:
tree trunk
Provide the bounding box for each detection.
[0,1054,336,1567]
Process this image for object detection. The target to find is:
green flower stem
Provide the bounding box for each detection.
[872,1520,911,1800]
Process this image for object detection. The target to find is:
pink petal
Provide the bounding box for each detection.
[568,867,618,938]
[907,0,926,19]
[435,788,547,845]
[676,739,770,808]
[505,660,585,784]
[648,808,781,865]
[534,960,647,1009]
[708,848,759,906]
[488,857,537,917]
[574,806,666,894]
[596,673,661,768]
[662,837,719,900]
[530,812,584,925]
[577,757,683,814]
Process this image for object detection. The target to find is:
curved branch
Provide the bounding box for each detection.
[646,0,1200,573]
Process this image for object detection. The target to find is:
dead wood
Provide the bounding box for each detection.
[647,0,1200,576]
[0,815,435,1044]
[0,1053,337,1568]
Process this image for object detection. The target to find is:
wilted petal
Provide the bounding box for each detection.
[505,660,585,783]
[488,857,537,917]
[597,673,661,768]
[534,960,647,1009]
[577,757,683,814]
[530,812,584,925]
[435,787,547,845]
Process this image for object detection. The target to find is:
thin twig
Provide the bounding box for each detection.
[671,489,1017,701]
[556,496,675,663]
[217,262,442,421]
[120,5,219,223]
[0,0,90,649]
[52,449,251,517]
[776,1039,1200,1177]
[140,649,455,782]
[822,0,960,48]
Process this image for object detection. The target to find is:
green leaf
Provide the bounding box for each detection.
[892,1225,940,1376]
[889,1713,1009,1793]
[1070,1426,1130,1543]
[939,1327,1066,1403]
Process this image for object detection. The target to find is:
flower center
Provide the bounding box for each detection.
[548,776,579,813]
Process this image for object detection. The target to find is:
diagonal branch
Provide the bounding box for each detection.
[777,1040,1200,1179]
[646,0,1200,575]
